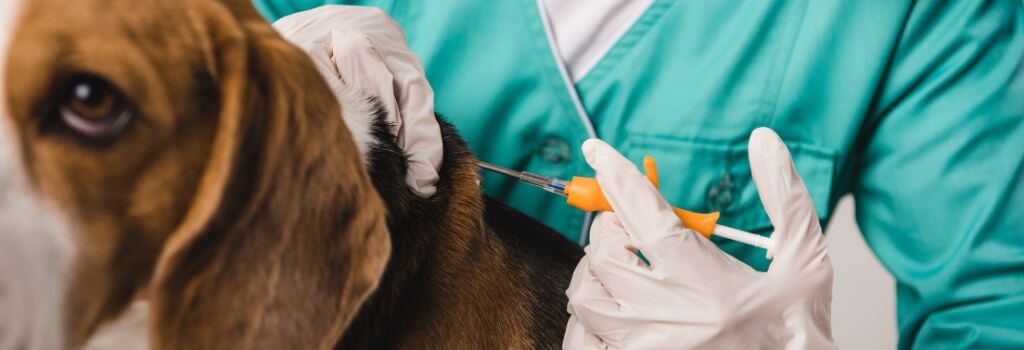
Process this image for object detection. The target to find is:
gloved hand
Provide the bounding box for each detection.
[274,6,443,198]
[563,128,835,350]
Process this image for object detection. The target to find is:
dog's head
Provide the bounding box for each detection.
[3,0,390,348]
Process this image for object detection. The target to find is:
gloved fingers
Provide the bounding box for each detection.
[593,212,759,288]
[585,213,745,312]
[566,258,636,343]
[582,139,700,267]
[747,128,831,285]
[328,32,400,121]
[573,302,634,349]
[576,221,682,331]
[566,252,599,315]
[327,29,442,198]
[563,316,608,350]
[300,43,343,88]
[566,257,619,314]
[274,6,443,198]
[370,29,443,198]
[335,6,445,198]
[585,213,665,305]
[587,213,646,269]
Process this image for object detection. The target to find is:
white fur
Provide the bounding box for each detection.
[330,76,381,165]
[0,148,74,349]
[0,2,76,349]
[83,301,150,350]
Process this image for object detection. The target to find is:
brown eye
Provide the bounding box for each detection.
[59,76,133,139]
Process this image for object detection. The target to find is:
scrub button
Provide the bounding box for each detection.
[706,170,734,212]
[539,136,572,164]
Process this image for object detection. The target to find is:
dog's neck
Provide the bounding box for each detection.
[338,101,538,348]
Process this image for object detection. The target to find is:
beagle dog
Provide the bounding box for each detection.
[4,0,391,348]
[3,0,581,349]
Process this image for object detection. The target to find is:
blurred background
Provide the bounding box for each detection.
[827,196,897,348]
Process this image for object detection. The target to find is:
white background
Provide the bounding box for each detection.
[826,196,897,348]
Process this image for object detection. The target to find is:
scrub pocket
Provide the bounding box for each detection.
[622,133,837,270]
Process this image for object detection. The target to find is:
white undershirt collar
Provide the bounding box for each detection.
[539,0,655,83]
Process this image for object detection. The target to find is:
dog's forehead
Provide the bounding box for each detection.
[5,0,205,84]
[27,3,230,87]
[18,0,202,48]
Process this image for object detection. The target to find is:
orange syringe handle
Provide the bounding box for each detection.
[564,176,721,237]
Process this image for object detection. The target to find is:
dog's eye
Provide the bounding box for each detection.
[59,76,133,139]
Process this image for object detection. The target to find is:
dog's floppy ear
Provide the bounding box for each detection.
[149,2,390,349]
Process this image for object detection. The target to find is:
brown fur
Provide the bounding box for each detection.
[341,123,541,348]
[4,0,390,349]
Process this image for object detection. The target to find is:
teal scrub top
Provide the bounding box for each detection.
[255,1,1024,348]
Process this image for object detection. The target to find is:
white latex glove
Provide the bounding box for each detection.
[274,5,443,198]
[563,128,835,350]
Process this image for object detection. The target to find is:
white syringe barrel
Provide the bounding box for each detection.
[712,224,773,251]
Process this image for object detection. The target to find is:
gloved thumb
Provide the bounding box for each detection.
[747,128,830,290]
[581,139,698,267]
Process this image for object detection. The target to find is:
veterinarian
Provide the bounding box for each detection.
[259,2,1024,349]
